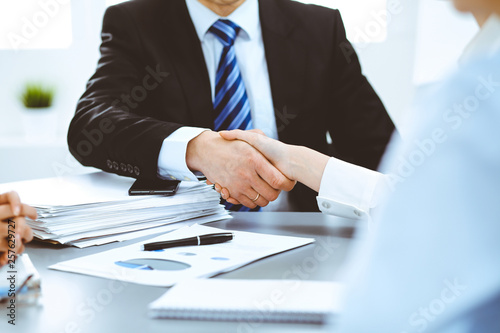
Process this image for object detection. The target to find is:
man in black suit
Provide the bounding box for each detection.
[68,0,395,212]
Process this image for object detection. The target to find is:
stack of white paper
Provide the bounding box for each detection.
[0,172,230,247]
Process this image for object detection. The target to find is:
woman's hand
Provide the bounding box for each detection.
[0,192,36,267]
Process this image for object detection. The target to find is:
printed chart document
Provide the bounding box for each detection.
[149,279,344,324]
[0,172,230,247]
[50,225,315,287]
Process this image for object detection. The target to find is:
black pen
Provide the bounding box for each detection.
[142,232,234,251]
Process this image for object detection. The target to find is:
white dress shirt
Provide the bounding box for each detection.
[317,158,386,219]
[157,0,277,180]
[334,19,500,332]
[158,0,293,211]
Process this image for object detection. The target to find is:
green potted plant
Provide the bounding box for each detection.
[21,84,55,109]
[20,83,57,142]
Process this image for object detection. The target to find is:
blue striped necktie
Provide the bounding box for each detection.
[209,19,259,212]
[210,19,253,131]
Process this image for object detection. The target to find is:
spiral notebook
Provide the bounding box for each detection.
[149,279,343,324]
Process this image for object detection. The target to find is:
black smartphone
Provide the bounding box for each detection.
[128,179,180,196]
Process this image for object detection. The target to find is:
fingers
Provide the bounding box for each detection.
[215,184,270,208]
[0,217,33,256]
[247,129,266,136]
[211,183,243,206]
[0,223,7,247]
[220,187,230,200]
[0,191,22,216]
[221,163,278,208]
[15,238,26,256]
[219,130,268,151]
[246,173,281,201]
[226,198,241,206]
[0,213,33,268]
[0,252,8,267]
[21,220,34,243]
[248,190,270,208]
[219,129,257,143]
[0,203,37,221]
[254,156,296,192]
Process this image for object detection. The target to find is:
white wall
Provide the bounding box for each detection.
[0,1,106,183]
[0,0,479,183]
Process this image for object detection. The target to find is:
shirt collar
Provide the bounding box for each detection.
[460,14,500,65]
[185,0,260,41]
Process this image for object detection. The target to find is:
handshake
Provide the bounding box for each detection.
[186,129,328,209]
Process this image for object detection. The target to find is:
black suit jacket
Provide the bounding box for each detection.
[68,0,395,211]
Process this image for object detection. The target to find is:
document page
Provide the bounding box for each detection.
[50,225,315,287]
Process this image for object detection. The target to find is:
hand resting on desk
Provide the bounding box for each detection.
[0,191,36,267]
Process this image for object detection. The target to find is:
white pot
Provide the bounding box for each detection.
[22,106,58,143]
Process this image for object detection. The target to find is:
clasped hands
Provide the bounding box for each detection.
[186,130,296,209]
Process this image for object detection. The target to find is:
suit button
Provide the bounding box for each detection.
[127,164,134,174]
[107,160,113,169]
[120,163,127,172]
[134,166,140,176]
[113,162,119,170]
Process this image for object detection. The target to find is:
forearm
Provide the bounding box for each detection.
[68,100,181,178]
[289,146,330,193]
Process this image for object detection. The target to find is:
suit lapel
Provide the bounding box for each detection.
[163,0,214,128]
[259,0,307,139]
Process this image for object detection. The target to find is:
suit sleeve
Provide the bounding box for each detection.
[326,10,396,171]
[67,5,182,179]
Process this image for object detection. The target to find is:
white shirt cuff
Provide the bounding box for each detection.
[317,157,385,219]
[157,127,210,181]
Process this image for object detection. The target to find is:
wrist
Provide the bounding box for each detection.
[289,146,308,180]
[186,130,216,172]
[290,146,330,192]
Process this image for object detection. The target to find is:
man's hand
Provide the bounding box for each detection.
[186,131,295,208]
[0,191,36,267]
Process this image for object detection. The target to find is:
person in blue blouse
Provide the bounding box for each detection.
[218,0,500,331]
